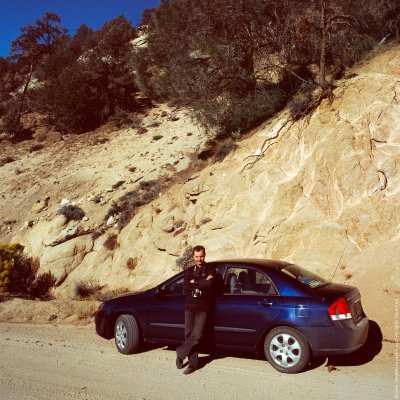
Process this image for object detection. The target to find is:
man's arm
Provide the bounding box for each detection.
[195,266,215,289]
[184,267,197,292]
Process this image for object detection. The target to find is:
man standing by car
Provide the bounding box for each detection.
[176,245,216,375]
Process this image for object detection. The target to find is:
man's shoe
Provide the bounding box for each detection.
[176,355,184,369]
[183,365,196,375]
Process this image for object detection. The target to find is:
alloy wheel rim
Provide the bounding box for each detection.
[269,333,301,368]
[116,321,127,349]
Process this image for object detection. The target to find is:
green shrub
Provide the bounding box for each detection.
[36,61,106,132]
[193,88,287,137]
[0,244,23,291]
[0,244,56,299]
[1,99,24,136]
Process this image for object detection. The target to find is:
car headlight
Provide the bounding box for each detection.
[96,302,105,314]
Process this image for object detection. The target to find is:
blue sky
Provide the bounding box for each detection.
[0,0,160,57]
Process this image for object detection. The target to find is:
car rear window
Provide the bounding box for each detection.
[280,264,328,288]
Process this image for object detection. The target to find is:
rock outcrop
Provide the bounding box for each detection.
[4,44,400,340]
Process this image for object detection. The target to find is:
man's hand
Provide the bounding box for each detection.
[206,274,213,280]
[190,279,195,283]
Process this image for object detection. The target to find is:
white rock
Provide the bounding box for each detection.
[107,216,115,226]
[60,198,70,206]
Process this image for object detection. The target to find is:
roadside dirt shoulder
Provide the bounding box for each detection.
[0,323,395,400]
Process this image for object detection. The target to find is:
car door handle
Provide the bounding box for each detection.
[258,300,273,307]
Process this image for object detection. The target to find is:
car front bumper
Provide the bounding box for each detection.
[95,312,113,339]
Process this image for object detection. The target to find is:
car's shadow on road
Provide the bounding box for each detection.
[188,320,383,372]
[305,319,383,372]
[161,320,382,373]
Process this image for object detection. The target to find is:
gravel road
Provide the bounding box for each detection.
[0,323,395,400]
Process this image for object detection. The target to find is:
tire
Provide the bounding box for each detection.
[264,326,310,373]
[114,314,141,355]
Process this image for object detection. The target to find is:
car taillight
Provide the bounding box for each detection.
[328,297,352,320]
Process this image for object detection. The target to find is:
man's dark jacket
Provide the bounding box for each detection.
[184,264,217,312]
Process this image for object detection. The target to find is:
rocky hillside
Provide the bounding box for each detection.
[1,44,399,340]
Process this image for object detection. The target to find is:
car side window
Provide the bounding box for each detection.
[224,267,277,295]
[254,271,278,295]
[163,276,184,295]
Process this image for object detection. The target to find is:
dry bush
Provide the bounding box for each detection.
[214,140,238,162]
[57,204,85,222]
[74,280,103,299]
[152,134,163,140]
[105,177,169,230]
[0,156,15,166]
[345,272,353,280]
[29,143,45,153]
[91,194,102,204]
[95,287,131,302]
[112,180,125,190]
[1,246,56,300]
[176,246,193,270]
[104,233,119,250]
[288,81,318,120]
[91,227,105,240]
[29,271,56,300]
[126,257,138,271]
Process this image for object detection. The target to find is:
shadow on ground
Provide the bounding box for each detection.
[326,320,382,366]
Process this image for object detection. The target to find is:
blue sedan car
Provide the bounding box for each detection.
[95,259,369,373]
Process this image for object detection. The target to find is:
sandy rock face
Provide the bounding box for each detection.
[5,45,400,339]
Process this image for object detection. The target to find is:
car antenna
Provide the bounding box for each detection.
[329,233,349,283]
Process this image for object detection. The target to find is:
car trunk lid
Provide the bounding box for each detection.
[314,283,364,323]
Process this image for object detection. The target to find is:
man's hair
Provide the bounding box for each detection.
[192,245,206,255]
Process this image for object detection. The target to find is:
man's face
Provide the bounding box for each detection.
[193,250,205,267]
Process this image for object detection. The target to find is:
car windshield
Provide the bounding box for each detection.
[280,264,328,288]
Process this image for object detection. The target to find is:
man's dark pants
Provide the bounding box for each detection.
[176,310,207,368]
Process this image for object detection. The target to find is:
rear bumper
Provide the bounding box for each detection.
[302,316,369,356]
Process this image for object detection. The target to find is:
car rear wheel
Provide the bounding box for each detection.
[264,326,310,373]
[114,314,141,354]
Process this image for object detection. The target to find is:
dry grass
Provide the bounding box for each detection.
[75,302,98,320]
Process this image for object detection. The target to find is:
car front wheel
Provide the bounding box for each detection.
[114,314,141,354]
[264,326,310,373]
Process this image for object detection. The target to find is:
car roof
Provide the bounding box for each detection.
[208,258,293,271]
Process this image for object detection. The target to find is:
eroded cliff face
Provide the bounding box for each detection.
[9,44,400,338]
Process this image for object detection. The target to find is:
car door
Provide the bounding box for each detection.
[214,264,281,348]
[146,273,185,342]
